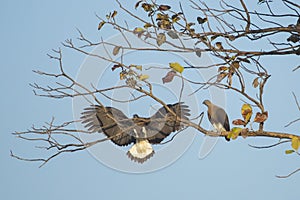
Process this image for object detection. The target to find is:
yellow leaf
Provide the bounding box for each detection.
[241,104,252,123]
[139,74,149,81]
[230,127,242,140]
[133,27,145,38]
[226,132,233,140]
[136,27,144,32]
[169,62,184,73]
[135,65,142,71]
[144,23,152,29]
[285,149,295,154]
[133,27,145,33]
[291,136,300,151]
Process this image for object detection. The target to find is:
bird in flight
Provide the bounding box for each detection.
[81,102,190,163]
[203,100,230,141]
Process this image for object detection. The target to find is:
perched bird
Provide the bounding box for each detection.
[203,100,230,141]
[81,102,190,163]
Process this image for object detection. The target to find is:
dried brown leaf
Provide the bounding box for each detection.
[157,33,166,46]
[218,66,228,72]
[113,46,121,56]
[254,111,268,123]
[232,119,247,126]
[215,42,223,49]
[135,0,142,9]
[252,77,259,88]
[216,72,228,83]
[142,3,153,12]
[195,48,202,57]
[162,71,176,84]
[241,128,249,138]
[98,21,105,30]
[167,30,179,39]
[111,10,117,18]
[112,64,122,71]
[158,5,171,11]
[231,61,240,69]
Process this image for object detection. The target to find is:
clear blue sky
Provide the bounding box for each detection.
[1,1,300,199]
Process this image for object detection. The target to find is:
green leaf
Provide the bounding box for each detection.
[241,104,252,124]
[169,62,184,73]
[230,127,243,140]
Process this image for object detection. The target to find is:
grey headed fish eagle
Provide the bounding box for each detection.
[80,102,190,163]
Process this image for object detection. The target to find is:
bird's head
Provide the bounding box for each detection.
[202,99,211,107]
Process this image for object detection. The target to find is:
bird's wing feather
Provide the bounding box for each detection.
[146,102,190,144]
[81,105,135,146]
[209,107,230,131]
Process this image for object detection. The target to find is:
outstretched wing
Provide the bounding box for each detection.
[146,102,190,144]
[81,105,135,146]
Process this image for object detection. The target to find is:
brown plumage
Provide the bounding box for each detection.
[81,102,190,163]
[203,100,230,141]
